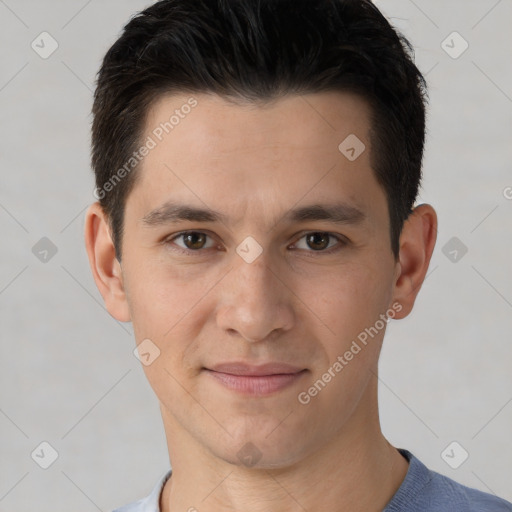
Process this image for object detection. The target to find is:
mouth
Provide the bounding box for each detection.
[203,362,308,396]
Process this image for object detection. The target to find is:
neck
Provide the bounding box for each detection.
[160,375,409,512]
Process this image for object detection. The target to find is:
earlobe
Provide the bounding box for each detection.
[391,204,437,319]
[84,202,131,322]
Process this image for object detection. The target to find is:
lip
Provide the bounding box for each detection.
[204,362,307,396]
[208,362,305,376]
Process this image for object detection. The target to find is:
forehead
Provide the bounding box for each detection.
[144,90,372,156]
[127,90,386,231]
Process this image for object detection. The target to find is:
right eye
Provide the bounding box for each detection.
[165,231,217,254]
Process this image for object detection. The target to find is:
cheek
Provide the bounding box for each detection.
[294,260,393,343]
[124,259,195,339]
[125,260,219,379]
[127,265,208,400]
[293,266,390,424]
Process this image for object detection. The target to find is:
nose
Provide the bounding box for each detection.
[215,253,295,343]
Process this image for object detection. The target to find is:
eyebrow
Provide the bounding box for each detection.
[141,201,366,227]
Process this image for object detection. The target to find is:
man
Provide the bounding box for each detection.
[84,0,512,510]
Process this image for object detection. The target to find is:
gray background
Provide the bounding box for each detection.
[0,0,511,510]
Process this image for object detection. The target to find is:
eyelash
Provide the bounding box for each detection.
[164,231,347,257]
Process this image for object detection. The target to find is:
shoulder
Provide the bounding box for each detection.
[111,469,172,512]
[426,470,512,511]
[385,449,512,512]
[111,496,147,512]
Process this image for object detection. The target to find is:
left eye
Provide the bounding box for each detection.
[292,232,342,252]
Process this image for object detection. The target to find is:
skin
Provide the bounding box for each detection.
[85,91,437,511]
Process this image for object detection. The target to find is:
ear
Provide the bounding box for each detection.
[391,204,437,319]
[84,202,131,322]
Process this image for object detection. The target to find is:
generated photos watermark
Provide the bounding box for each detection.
[297,302,402,405]
[93,97,198,200]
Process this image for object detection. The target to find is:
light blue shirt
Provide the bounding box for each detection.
[112,448,512,511]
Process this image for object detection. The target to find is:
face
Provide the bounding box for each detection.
[116,91,403,467]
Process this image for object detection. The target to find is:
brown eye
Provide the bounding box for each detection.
[169,231,215,252]
[182,232,207,250]
[291,232,344,254]
[306,232,331,251]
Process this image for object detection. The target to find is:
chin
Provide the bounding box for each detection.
[209,429,311,471]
